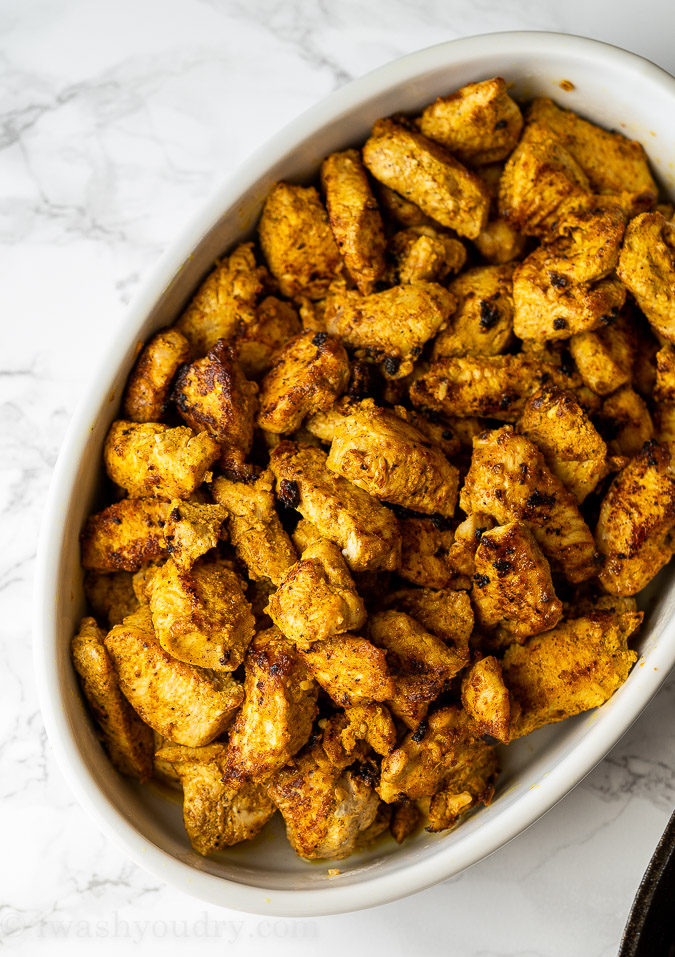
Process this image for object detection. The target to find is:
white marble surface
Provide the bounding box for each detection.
[3,1,675,954]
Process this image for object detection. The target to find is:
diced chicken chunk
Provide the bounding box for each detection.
[397,516,468,589]
[655,344,675,403]
[84,571,140,626]
[384,587,473,667]
[322,703,397,765]
[389,226,466,284]
[235,296,302,380]
[461,656,511,742]
[432,264,515,359]
[617,211,675,342]
[300,632,394,709]
[122,328,190,422]
[568,311,636,396]
[599,386,654,458]
[425,743,498,832]
[162,499,227,570]
[80,498,170,572]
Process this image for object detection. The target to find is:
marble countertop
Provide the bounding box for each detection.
[3,1,675,954]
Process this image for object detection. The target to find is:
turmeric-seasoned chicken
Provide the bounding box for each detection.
[84,571,140,626]
[425,744,498,832]
[235,295,302,380]
[385,587,473,666]
[300,634,394,707]
[431,264,515,359]
[322,703,397,765]
[161,498,227,571]
[599,386,654,458]
[80,497,170,572]
[568,311,636,396]
[655,344,675,403]
[122,328,190,422]
[472,161,527,265]
[617,211,675,342]
[397,516,470,589]
[376,183,435,228]
[389,225,467,284]
[461,656,511,743]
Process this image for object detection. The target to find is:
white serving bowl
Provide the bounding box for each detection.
[34,31,675,917]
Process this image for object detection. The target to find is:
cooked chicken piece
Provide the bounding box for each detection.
[389,225,466,284]
[297,295,328,332]
[384,587,472,675]
[258,182,342,300]
[176,243,268,358]
[504,608,641,737]
[161,499,227,571]
[267,741,381,860]
[655,344,675,403]
[599,386,654,457]
[376,183,435,228]
[617,212,675,342]
[71,617,154,780]
[122,328,190,422]
[84,571,140,626]
[155,743,276,855]
[390,802,422,844]
[222,627,317,788]
[267,540,366,648]
[235,295,302,380]
[569,313,637,396]
[257,331,350,434]
[425,744,498,832]
[291,517,322,553]
[369,610,465,729]
[150,731,183,786]
[528,98,657,217]
[471,521,563,641]
[518,386,608,503]
[322,703,397,765]
[324,281,455,379]
[269,441,401,572]
[460,426,598,583]
[362,118,490,239]
[104,606,243,747]
[596,440,675,595]
[461,656,511,742]
[211,470,297,586]
[398,516,469,589]
[432,264,515,359]
[80,497,170,572]
[104,421,220,500]
[447,512,497,576]
[655,404,675,443]
[300,634,394,707]
[147,555,254,671]
[320,148,387,295]
[473,216,526,265]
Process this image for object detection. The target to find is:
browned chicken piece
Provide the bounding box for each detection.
[269,441,401,572]
[291,517,321,553]
[147,555,254,671]
[389,225,467,284]
[155,743,276,855]
[599,386,654,458]
[150,731,183,786]
[300,634,394,707]
[504,608,641,737]
[448,512,497,576]
[297,295,328,332]
[122,328,190,422]
[256,330,350,434]
[528,97,657,217]
[518,386,608,503]
[222,627,318,789]
[369,610,465,729]
[390,802,422,844]
[418,77,523,166]
[425,745,498,832]
[84,571,140,626]
[71,617,154,780]
[655,344,675,403]
[258,182,342,300]
[267,740,381,860]
[161,498,227,571]
[499,122,591,238]
[385,587,473,666]
[267,539,366,648]
[461,656,511,742]
[211,470,297,586]
[104,421,220,500]
[322,703,397,766]
[513,207,627,341]
[80,497,170,572]
[473,216,526,265]
[391,407,461,459]
[104,606,243,747]
[326,404,459,517]
[432,264,515,359]
[471,521,563,641]
[617,212,675,342]
[320,148,387,295]
[460,426,598,583]
[596,441,675,595]
[569,313,637,396]
[398,516,470,589]
[235,295,302,380]
[363,118,490,239]
[376,183,435,228]
[324,281,455,379]
[176,243,268,358]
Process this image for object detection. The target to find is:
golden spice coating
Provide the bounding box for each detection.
[461,656,511,743]
[397,516,467,589]
[600,386,654,458]
[269,441,401,572]
[122,328,190,423]
[418,77,523,166]
[161,499,227,571]
[267,539,366,648]
[528,98,657,216]
[320,148,387,295]
[301,634,394,707]
[460,426,598,583]
[390,802,422,844]
[324,281,455,379]
[235,295,302,381]
[596,441,675,596]
[617,212,675,342]
[71,617,154,780]
[569,313,637,396]
[363,118,490,239]
[518,386,608,503]
[504,609,641,738]
[80,497,170,572]
[222,627,318,789]
[389,226,467,284]
[147,556,255,671]
[258,182,342,300]
[473,216,526,265]
[104,606,243,747]
[176,243,268,358]
[385,587,472,670]
[84,571,140,626]
[376,183,434,227]
[432,264,515,359]
[326,404,459,517]
[156,743,275,855]
[425,745,498,832]
[472,521,563,641]
[104,420,220,500]
[449,512,498,575]
[291,517,321,553]
[655,344,675,403]
[322,703,397,766]
[257,330,350,434]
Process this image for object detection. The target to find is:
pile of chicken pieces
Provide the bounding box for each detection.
[73,77,675,863]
